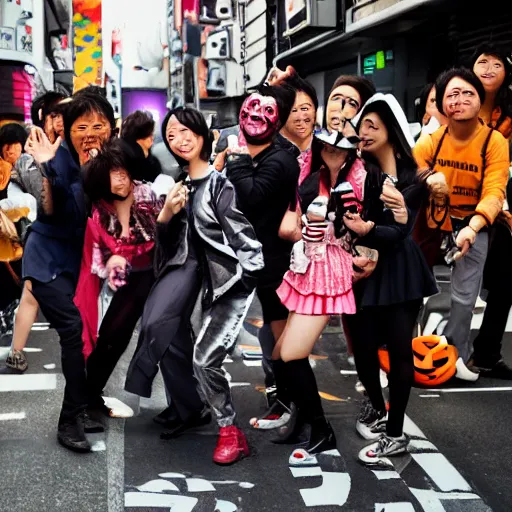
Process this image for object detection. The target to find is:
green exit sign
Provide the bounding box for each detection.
[376,50,386,69]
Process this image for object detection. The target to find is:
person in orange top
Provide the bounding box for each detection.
[414,67,510,381]
[470,44,512,378]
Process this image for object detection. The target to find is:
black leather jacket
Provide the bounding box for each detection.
[155,168,264,304]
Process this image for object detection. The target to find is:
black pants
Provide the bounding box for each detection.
[125,257,205,422]
[87,270,155,406]
[473,223,512,367]
[31,275,87,422]
[0,262,22,311]
[345,300,422,437]
[472,290,512,367]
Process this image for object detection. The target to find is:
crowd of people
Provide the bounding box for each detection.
[0,42,511,468]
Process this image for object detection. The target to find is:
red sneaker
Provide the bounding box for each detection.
[212,426,249,465]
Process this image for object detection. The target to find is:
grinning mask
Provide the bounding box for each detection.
[239,93,280,145]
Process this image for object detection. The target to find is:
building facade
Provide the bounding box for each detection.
[273,0,512,122]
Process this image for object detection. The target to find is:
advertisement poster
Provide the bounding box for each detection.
[0,0,35,57]
[72,0,103,90]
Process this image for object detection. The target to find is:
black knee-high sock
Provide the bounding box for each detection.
[272,359,291,406]
[285,358,325,423]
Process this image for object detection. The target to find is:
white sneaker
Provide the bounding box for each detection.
[455,357,479,382]
[355,380,365,393]
[380,369,388,388]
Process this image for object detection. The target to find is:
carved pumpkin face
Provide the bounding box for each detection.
[378,335,458,386]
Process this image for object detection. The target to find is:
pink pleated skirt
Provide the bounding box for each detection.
[277,280,356,316]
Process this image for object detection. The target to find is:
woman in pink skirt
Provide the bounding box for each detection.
[269,128,367,463]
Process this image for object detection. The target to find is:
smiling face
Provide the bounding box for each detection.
[239,93,279,145]
[326,85,362,133]
[358,112,390,155]
[473,53,506,94]
[283,91,315,143]
[165,115,203,163]
[70,111,112,165]
[442,77,481,122]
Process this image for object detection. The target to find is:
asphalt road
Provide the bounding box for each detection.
[1,299,511,512]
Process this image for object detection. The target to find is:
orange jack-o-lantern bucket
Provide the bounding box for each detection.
[378,335,458,386]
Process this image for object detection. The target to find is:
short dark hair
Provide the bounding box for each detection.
[83,139,129,202]
[283,74,319,111]
[73,85,107,98]
[161,107,213,167]
[435,67,486,116]
[121,110,155,142]
[324,75,376,126]
[0,123,28,150]
[328,75,376,107]
[64,92,116,163]
[256,83,296,127]
[30,91,67,127]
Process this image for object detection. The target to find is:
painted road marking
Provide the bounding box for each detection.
[411,453,472,492]
[125,492,198,510]
[298,471,351,508]
[0,373,56,392]
[138,479,180,492]
[426,387,512,393]
[0,412,26,420]
[375,504,415,512]
[186,478,216,492]
[372,470,401,480]
[126,475,250,511]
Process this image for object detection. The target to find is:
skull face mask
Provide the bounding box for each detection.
[239,93,280,145]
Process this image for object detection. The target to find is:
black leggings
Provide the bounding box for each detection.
[345,300,422,437]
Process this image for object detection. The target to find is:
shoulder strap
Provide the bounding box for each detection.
[428,126,449,169]
[480,125,494,173]
[473,125,495,202]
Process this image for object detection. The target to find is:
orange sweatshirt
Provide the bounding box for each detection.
[414,123,510,231]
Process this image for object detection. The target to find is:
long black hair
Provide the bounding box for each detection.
[470,43,512,126]
[161,107,214,168]
[357,100,417,189]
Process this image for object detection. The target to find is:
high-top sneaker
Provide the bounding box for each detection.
[356,400,387,440]
[57,413,91,453]
[0,349,28,374]
[212,426,249,465]
[250,399,294,430]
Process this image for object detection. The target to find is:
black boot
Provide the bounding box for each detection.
[306,417,337,454]
[83,412,105,433]
[57,413,91,453]
[272,359,292,407]
[160,408,212,439]
[273,358,324,445]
